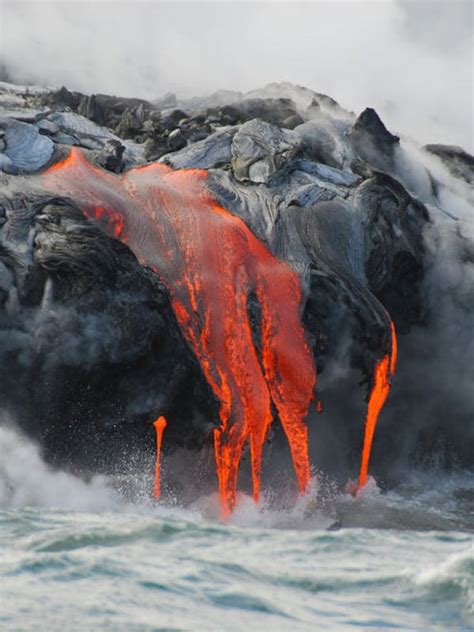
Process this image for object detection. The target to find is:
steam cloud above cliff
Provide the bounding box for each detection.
[1,0,472,150]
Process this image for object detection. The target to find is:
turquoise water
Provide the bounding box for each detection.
[0,428,473,631]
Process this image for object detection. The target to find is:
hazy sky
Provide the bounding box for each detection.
[1,0,472,149]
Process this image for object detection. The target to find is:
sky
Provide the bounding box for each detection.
[0,0,473,150]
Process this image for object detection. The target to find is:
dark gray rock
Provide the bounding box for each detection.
[1,79,471,476]
[78,94,106,126]
[424,144,474,185]
[35,118,60,135]
[231,119,299,182]
[349,107,399,171]
[97,139,125,173]
[2,120,54,172]
[161,128,235,169]
[0,195,218,471]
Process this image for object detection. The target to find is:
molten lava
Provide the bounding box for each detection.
[40,148,316,514]
[358,319,398,490]
[153,416,167,500]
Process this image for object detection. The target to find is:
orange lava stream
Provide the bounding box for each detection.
[153,416,167,499]
[40,148,316,515]
[358,319,398,490]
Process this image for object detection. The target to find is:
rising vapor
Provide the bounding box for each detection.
[1,0,472,150]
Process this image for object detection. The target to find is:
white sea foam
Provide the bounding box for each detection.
[0,424,118,512]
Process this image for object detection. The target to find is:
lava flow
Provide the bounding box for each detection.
[358,319,398,490]
[152,416,167,499]
[40,148,316,515]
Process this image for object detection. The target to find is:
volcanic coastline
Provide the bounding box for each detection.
[0,81,472,509]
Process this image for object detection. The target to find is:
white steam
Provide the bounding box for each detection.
[0,422,119,511]
[378,137,474,469]
[1,0,472,150]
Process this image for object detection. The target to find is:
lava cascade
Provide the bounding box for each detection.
[152,416,167,499]
[40,148,316,514]
[358,320,398,490]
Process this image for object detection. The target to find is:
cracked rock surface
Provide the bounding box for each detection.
[1,80,472,477]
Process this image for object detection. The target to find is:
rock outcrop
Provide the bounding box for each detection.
[0,80,472,481]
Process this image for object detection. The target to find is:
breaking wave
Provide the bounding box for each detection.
[1,424,473,533]
[1,424,473,631]
[0,424,119,512]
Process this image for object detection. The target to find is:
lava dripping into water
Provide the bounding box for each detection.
[152,416,167,500]
[358,319,398,490]
[40,148,316,515]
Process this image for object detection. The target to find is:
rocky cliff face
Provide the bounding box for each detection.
[0,81,471,485]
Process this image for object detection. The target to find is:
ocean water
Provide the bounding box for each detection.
[0,427,473,632]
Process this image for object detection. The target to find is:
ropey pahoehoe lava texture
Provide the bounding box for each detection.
[0,81,471,508]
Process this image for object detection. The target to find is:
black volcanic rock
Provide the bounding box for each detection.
[0,80,472,477]
[228,98,300,128]
[353,107,400,147]
[349,107,400,172]
[97,139,125,173]
[0,195,219,472]
[424,144,474,185]
[78,93,106,126]
[114,107,146,139]
[44,85,82,110]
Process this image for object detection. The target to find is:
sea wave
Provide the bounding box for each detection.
[1,424,473,630]
[1,425,473,534]
[1,506,472,631]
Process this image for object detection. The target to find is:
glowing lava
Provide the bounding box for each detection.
[40,148,316,514]
[358,319,398,490]
[152,416,167,499]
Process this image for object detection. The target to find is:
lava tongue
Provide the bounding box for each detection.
[358,319,398,490]
[40,148,317,515]
[153,416,167,500]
